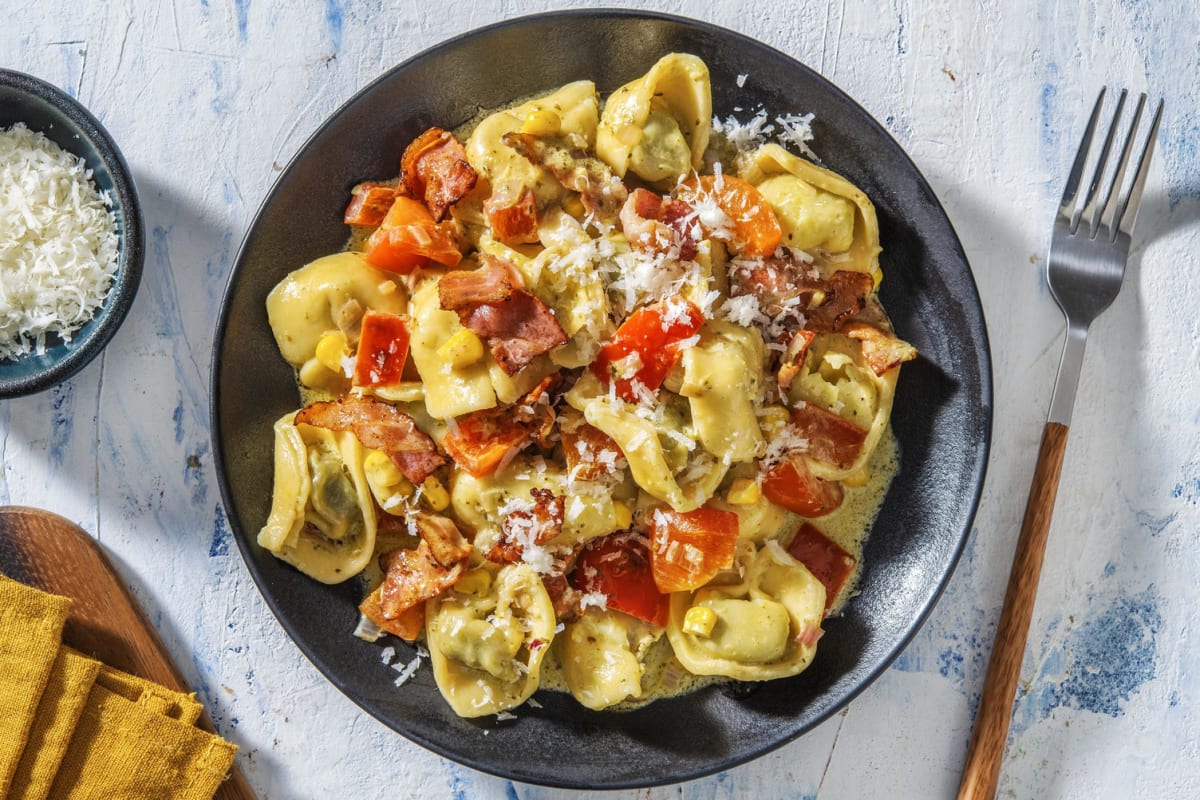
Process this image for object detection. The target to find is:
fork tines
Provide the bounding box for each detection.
[1057,87,1164,243]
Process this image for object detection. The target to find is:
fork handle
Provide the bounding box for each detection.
[958,421,1070,800]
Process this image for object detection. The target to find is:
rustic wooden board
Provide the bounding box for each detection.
[0,506,256,800]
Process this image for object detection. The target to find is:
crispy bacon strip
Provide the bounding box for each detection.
[561,410,623,482]
[412,511,472,567]
[843,322,918,376]
[484,186,540,245]
[378,541,465,618]
[343,182,397,228]
[401,127,477,221]
[439,256,567,375]
[295,395,445,484]
[791,403,868,470]
[501,132,628,221]
[619,189,699,261]
[731,254,874,334]
[488,487,565,564]
[777,329,817,395]
[359,586,425,641]
[541,573,582,621]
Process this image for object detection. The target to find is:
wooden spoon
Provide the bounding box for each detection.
[0,506,256,800]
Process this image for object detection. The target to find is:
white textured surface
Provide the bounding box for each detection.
[4,1,1200,797]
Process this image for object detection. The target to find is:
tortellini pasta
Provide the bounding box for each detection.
[426,563,557,717]
[597,53,711,188]
[741,143,882,282]
[680,321,766,463]
[408,276,498,419]
[266,252,406,389]
[258,413,377,584]
[667,542,826,680]
[789,333,897,481]
[559,608,662,710]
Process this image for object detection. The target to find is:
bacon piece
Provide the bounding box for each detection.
[541,573,582,621]
[619,189,699,261]
[344,182,398,228]
[295,395,445,484]
[501,132,628,222]
[561,411,623,481]
[791,403,868,470]
[512,373,559,449]
[843,322,918,376]
[795,622,826,647]
[731,253,874,334]
[488,488,565,564]
[484,186,540,245]
[777,329,817,395]
[786,522,856,613]
[378,541,465,618]
[359,585,425,641]
[412,511,472,567]
[401,127,477,221]
[437,255,521,308]
[458,293,567,374]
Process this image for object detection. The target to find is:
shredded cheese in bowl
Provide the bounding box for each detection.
[0,122,119,360]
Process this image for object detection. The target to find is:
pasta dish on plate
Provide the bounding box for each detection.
[256,53,917,718]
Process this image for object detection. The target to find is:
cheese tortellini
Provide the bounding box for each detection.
[667,542,826,680]
[258,413,377,584]
[560,608,662,710]
[426,563,556,717]
[597,53,711,188]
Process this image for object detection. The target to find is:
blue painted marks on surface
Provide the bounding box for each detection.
[210,503,231,557]
[1038,61,1062,157]
[503,782,519,800]
[1014,584,1162,734]
[172,398,185,444]
[233,0,250,42]
[1103,561,1116,577]
[48,382,74,471]
[1170,690,1180,707]
[447,761,473,800]
[896,12,907,56]
[1136,509,1177,536]
[325,0,344,52]
[1173,466,1200,504]
[150,225,184,338]
[208,61,234,115]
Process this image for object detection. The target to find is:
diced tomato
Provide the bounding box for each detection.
[761,457,844,517]
[358,587,425,641]
[647,507,739,593]
[786,522,856,612]
[791,403,868,470]
[343,182,397,227]
[591,297,704,402]
[573,532,669,627]
[676,174,782,258]
[353,311,410,388]
[440,407,531,478]
[365,196,463,274]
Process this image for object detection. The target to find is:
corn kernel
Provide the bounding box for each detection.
[562,193,586,219]
[842,466,871,488]
[521,109,561,136]
[298,357,343,390]
[758,405,792,439]
[683,606,717,637]
[436,328,485,369]
[871,265,883,289]
[363,450,413,510]
[315,330,350,373]
[455,568,493,598]
[612,501,633,530]
[420,476,450,511]
[726,478,761,506]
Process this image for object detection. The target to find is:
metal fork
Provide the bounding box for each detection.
[958,88,1164,800]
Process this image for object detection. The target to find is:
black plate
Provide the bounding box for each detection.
[212,10,991,789]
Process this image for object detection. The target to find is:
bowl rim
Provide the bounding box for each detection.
[0,68,144,399]
[212,7,993,787]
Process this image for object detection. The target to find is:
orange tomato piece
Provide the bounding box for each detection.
[440,407,531,478]
[353,310,410,388]
[365,196,462,274]
[647,507,739,593]
[786,522,856,612]
[761,457,844,517]
[676,174,782,257]
[343,182,397,227]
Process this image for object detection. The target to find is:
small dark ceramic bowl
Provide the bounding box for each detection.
[213,10,992,789]
[0,70,143,399]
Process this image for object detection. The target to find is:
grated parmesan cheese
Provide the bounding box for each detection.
[0,123,119,359]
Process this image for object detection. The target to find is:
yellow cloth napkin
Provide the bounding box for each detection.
[0,575,238,800]
[0,574,72,796]
[47,684,238,800]
[7,648,101,800]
